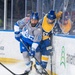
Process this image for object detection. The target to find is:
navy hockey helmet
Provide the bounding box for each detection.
[47,10,56,20]
[30,12,39,20]
[64,11,69,20]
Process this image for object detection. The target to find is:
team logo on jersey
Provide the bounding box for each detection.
[22,28,34,41]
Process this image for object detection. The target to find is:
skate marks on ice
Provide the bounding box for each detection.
[0,62,57,75]
[0,62,42,75]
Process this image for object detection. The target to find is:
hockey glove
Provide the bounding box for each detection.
[29,47,35,57]
[46,46,53,56]
[29,43,39,57]
[15,32,22,42]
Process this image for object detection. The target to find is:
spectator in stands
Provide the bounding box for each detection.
[69,14,75,35]
[25,14,30,23]
[59,11,72,34]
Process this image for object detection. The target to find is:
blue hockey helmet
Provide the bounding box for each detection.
[30,12,39,20]
[47,10,56,20]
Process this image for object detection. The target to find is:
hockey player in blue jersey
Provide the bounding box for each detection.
[14,12,42,75]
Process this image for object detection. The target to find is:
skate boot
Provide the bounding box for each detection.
[41,70,47,75]
[34,64,47,75]
[34,64,43,74]
[23,61,33,75]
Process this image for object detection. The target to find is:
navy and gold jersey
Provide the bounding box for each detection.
[42,15,54,40]
[41,11,62,40]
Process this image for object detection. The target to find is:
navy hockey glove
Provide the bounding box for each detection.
[46,46,53,56]
[15,32,22,42]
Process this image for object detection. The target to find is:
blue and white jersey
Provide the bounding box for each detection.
[21,22,42,42]
[14,17,42,44]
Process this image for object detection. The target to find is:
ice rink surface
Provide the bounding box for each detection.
[0,65,12,75]
[0,63,41,75]
[0,58,44,75]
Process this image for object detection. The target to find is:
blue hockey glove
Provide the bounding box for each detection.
[29,47,36,57]
[15,32,22,42]
[29,43,38,57]
[15,36,21,42]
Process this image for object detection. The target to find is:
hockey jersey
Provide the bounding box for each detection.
[42,11,62,40]
[14,18,42,49]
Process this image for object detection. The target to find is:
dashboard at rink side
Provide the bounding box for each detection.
[0,30,75,75]
[53,33,75,75]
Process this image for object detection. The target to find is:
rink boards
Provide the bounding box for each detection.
[53,34,75,75]
[0,30,75,75]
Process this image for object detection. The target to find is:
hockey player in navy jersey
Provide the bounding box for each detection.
[14,12,42,75]
[34,10,63,75]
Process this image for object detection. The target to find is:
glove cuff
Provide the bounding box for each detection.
[31,43,38,51]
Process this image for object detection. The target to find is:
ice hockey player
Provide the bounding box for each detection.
[34,10,63,75]
[14,12,42,75]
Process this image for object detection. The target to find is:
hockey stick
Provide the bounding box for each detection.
[0,62,25,75]
[50,53,53,75]
[0,62,16,75]
[50,33,54,75]
[20,39,49,75]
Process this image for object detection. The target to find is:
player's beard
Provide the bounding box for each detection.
[31,23,37,27]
